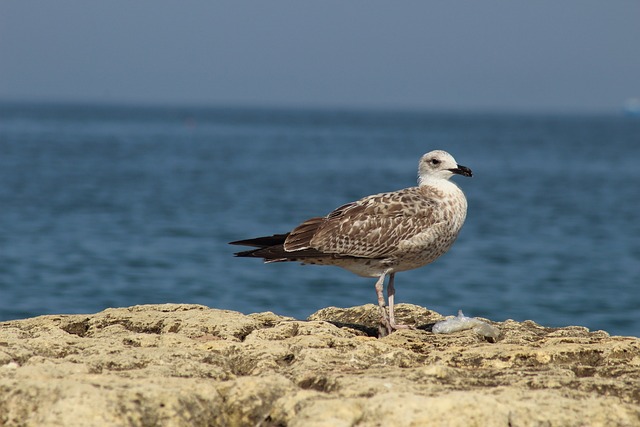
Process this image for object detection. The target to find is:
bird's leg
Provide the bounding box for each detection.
[374,273,392,333]
[387,273,414,330]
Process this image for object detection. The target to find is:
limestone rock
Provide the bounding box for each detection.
[0,303,638,426]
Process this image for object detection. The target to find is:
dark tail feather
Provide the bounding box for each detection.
[229,233,289,249]
[230,233,291,260]
[232,247,276,258]
[233,246,289,260]
[230,233,328,262]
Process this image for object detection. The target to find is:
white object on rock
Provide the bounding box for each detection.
[432,310,500,340]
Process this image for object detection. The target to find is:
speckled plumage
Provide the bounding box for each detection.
[230,150,472,335]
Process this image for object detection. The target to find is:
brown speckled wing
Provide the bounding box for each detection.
[286,187,444,258]
[283,217,325,251]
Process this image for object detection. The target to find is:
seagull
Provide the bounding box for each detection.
[229,150,472,335]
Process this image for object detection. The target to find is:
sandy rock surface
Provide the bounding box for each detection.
[0,303,638,427]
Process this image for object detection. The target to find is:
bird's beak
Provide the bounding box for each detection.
[449,164,473,177]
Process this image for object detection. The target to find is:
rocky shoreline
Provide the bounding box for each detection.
[1,303,638,426]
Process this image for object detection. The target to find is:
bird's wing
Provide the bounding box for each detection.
[284,187,444,258]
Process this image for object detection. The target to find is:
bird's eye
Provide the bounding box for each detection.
[430,158,441,165]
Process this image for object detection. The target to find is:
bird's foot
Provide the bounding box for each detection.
[377,303,416,335]
[389,321,416,331]
[379,317,416,336]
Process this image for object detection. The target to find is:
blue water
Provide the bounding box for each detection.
[0,103,639,337]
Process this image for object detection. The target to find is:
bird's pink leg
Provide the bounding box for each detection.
[374,273,392,333]
[387,273,414,330]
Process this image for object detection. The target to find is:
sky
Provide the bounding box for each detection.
[1,1,639,113]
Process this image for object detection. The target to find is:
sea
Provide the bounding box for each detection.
[0,102,639,337]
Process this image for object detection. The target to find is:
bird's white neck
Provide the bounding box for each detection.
[418,176,459,192]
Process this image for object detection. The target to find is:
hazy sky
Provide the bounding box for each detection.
[1,1,639,113]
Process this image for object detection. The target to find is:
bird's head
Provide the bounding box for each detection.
[418,150,472,185]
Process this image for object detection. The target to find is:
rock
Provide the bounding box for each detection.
[0,303,638,426]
